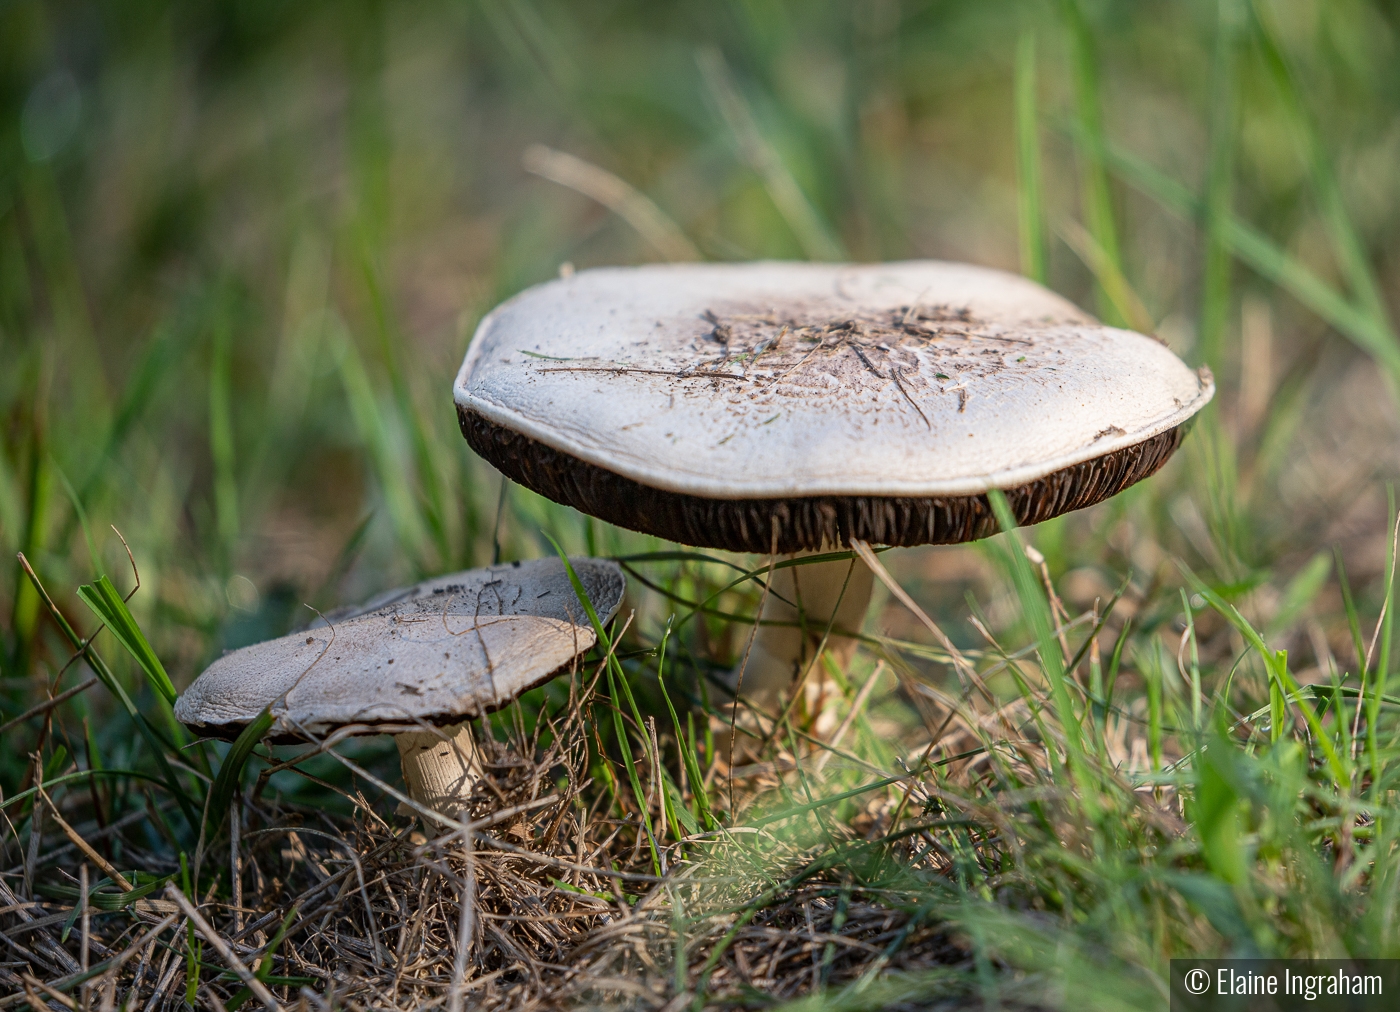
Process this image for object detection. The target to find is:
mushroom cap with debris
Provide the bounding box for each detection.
[174,558,626,739]
[454,261,1213,554]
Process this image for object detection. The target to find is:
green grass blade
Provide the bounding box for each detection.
[77,324,179,503]
[1199,0,1243,372]
[0,768,171,813]
[1193,726,1250,886]
[1267,550,1331,639]
[23,571,200,819]
[209,311,239,557]
[1250,364,1312,489]
[204,707,273,838]
[21,557,145,721]
[655,616,714,830]
[43,744,69,783]
[603,664,661,872]
[21,168,104,417]
[356,245,451,566]
[1060,0,1124,325]
[55,463,102,582]
[1250,2,1393,334]
[1314,686,1400,712]
[543,534,661,871]
[1014,30,1048,286]
[1224,220,1400,382]
[10,421,53,674]
[664,771,697,837]
[987,491,1095,809]
[1182,563,1349,786]
[1093,137,1400,389]
[1183,567,1277,692]
[476,0,578,106]
[696,46,845,262]
[1369,488,1398,794]
[1135,641,1164,768]
[1056,217,1155,334]
[1181,589,1203,728]
[1334,550,1367,679]
[43,322,183,632]
[225,896,299,1010]
[334,325,431,569]
[605,653,666,851]
[77,574,177,706]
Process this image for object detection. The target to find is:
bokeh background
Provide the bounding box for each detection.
[3,0,1400,759]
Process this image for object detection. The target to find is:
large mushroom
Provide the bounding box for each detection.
[453,261,1212,706]
[176,557,625,817]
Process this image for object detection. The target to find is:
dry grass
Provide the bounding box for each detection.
[0,565,1157,1011]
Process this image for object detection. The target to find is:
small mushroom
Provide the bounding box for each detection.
[175,557,625,817]
[453,261,1212,705]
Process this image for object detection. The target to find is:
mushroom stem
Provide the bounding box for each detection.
[394,722,483,819]
[729,552,874,709]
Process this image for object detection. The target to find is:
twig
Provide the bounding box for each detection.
[0,927,62,982]
[813,662,886,774]
[140,943,180,1012]
[79,913,179,994]
[25,756,42,899]
[730,521,781,806]
[230,798,242,935]
[111,525,140,601]
[1023,544,1072,664]
[0,869,80,975]
[80,864,90,972]
[3,805,157,876]
[38,785,134,891]
[246,825,385,965]
[165,884,284,1012]
[255,722,438,779]
[290,719,562,835]
[16,983,48,1012]
[889,367,931,428]
[851,540,980,688]
[1363,510,1400,675]
[536,365,747,381]
[0,678,99,738]
[448,817,476,1012]
[20,976,75,1011]
[522,144,700,262]
[474,833,668,882]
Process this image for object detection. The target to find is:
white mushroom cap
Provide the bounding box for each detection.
[174,557,625,739]
[453,261,1213,553]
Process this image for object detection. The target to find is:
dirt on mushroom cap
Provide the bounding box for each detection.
[453,261,1212,502]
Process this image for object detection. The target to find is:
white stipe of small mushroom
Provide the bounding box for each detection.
[175,557,625,817]
[454,260,1212,499]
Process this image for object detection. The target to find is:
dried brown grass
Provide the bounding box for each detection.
[1,637,1018,1011]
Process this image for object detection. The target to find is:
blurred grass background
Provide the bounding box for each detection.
[4,0,1398,673]
[5,0,1400,1003]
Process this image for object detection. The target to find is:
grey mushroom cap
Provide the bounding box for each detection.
[453,261,1214,553]
[174,557,626,740]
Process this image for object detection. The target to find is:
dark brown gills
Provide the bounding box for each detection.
[460,407,1187,555]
